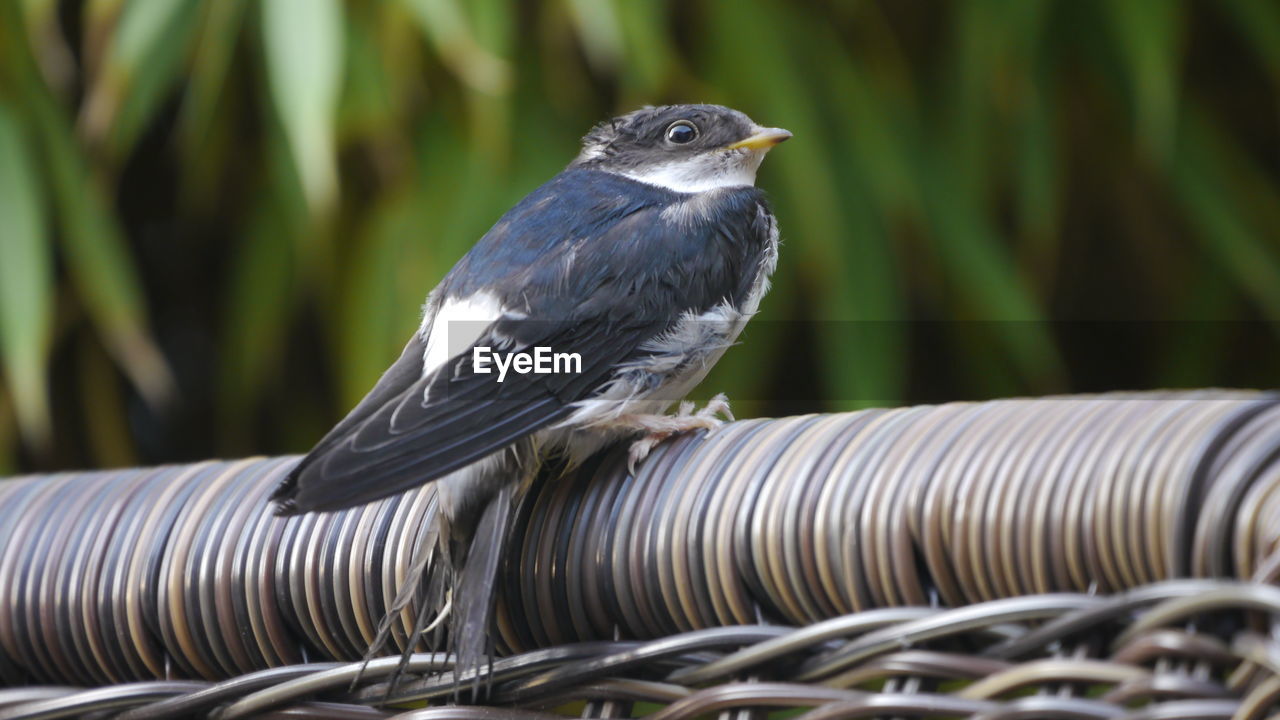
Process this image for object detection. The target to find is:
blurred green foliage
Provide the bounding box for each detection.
[0,0,1277,473]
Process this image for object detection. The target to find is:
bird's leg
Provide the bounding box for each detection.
[614,393,734,473]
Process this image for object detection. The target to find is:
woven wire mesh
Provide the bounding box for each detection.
[3,391,1280,717]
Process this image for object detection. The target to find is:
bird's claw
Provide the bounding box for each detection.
[625,393,734,474]
[693,392,735,423]
[627,435,663,475]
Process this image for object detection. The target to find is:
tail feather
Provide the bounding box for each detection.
[385,575,447,702]
[451,482,515,700]
[394,554,454,693]
[357,447,537,704]
[355,514,440,696]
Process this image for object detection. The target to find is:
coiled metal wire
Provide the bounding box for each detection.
[2,391,1280,718]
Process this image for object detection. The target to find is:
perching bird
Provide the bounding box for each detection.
[271,103,789,689]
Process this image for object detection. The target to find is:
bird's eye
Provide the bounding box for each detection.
[666,120,698,144]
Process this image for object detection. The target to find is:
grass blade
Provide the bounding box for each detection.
[79,336,138,468]
[0,2,173,408]
[336,191,427,409]
[0,387,13,474]
[400,0,510,94]
[178,0,249,179]
[0,103,54,446]
[1217,0,1280,82]
[1100,0,1186,164]
[20,0,77,98]
[1172,111,1280,323]
[261,0,344,214]
[80,0,202,161]
[704,0,908,409]
[610,0,673,99]
[919,0,1062,391]
[564,0,623,74]
[218,197,295,440]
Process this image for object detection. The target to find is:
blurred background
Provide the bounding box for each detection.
[0,0,1277,473]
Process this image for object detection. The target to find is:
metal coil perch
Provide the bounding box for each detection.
[3,391,1280,718]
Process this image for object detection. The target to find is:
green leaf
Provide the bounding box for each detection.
[0,2,173,408]
[79,336,138,468]
[1217,0,1280,83]
[915,154,1063,387]
[1101,0,1186,163]
[178,0,250,160]
[1172,112,1280,323]
[219,198,295,424]
[564,0,623,74]
[42,113,174,408]
[458,0,515,159]
[336,191,424,409]
[610,0,672,98]
[262,0,344,214]
[19,0,56,22]
[916,0,1062,389]
[1014,75,1060,279]
[80,0,202,160]
[338,2,400,140]
[18,0,73,95]
[401,0,510,94]
[0,387,15,475]
[81,0,126,70]
[0,103,54,446]
[703,0,907,408]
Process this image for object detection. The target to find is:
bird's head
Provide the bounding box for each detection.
[572,104,791,193]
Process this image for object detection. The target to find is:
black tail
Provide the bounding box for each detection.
[450,482,515,700]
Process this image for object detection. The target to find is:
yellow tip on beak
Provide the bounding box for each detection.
[727,127,793,151]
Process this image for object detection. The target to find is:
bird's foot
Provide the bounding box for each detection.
[623,393,734,474]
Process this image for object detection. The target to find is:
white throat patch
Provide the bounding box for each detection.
[614,150,765,194]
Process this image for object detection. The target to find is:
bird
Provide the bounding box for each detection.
[270,103,790,692]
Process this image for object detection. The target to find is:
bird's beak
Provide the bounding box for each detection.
[727,127,793,151]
